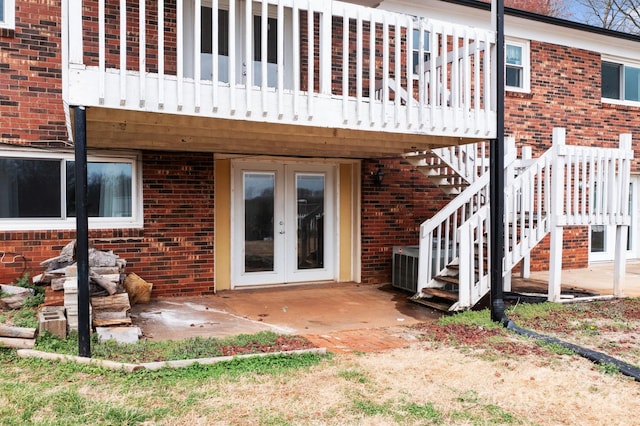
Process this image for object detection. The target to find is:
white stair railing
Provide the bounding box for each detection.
[456,204,490,310]
[432,141,490,184]
[415,129,633,310]
[416,172,489,296]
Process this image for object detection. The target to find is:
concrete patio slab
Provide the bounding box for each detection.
[130,283,440,341]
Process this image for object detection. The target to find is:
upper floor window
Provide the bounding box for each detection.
[602,60,640,103]
[0,0,15,30]
[0,150,142,230]
[411,29,430,77]
[505,40,530,93]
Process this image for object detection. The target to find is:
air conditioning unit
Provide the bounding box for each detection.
[392,245,419,293]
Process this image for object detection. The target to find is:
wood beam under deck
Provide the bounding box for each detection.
[80,108,484,159]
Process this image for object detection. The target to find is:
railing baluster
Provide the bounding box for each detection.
[158,0,164,109]
[394,15,401,127]
[342,14,349,123]
[276,0,283,118]
[228,0,236,114]
[98,0,105,104]
[244,0,252,115]
[356,12,363,124]
[292,1,299,119]
[369,14,375,126]
[194,0,201,112]
[428,21,436,131]
[406,18,413,128]
[119,0,127,106]
[382,15,389,127]
[176,0,183,110]
[211,1,218,112]
[261,0,268,116]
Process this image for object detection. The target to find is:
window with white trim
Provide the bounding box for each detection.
[505,40,530,93]
[0,0,15,30]
[0,150,142,230]
[602,60,640,103]
[411,28,430,77]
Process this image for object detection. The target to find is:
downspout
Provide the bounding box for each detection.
[490,0,508,324]
[488,1,640,381]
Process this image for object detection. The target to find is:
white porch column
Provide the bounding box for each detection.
[613,134,633,297]
[548,128,566,302]
[614,225,628,297]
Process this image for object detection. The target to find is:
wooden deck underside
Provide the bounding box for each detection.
[78,108,483,158]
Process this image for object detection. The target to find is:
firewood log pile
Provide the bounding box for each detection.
[35,241,152,332]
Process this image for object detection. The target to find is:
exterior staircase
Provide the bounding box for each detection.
[402,129,633,311]
[403,142,490,195]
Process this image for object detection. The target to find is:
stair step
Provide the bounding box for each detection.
[421,287,459,301]
[410,296,454,312]
[433,275,460,286]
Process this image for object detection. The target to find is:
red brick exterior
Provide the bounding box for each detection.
[360,159,450,284]
[1,152,215,297]
[0,0,67,146]
[506,42,639,270]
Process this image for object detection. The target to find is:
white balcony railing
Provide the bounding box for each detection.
[62,0,496,139]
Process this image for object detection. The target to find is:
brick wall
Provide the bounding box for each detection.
[506,42,639,270]
[0,151,215,297]
[360,159,450,285]
[0,0,67,146]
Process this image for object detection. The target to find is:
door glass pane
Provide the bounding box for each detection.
[244,173,275,272]
[297,174,324,270]
[591,225,606,253]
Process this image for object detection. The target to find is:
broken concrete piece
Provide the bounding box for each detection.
[96,326,141,344]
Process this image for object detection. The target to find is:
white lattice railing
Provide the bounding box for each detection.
[62,0,496,139]
[416,129,633,310]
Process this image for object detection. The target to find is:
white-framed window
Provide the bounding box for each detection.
[505,39,530,93]
[0,149,143,231]
[602,59,640,104]
[411,28,430,78]
[0,0,15,30]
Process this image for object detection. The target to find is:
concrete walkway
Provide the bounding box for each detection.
[525,260,640,297]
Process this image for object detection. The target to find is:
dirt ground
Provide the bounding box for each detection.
[168,298,640,425]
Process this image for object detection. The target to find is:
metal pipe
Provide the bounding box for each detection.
[490,0,507,324]
[73,105,91,358]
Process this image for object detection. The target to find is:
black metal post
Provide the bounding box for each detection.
[73,105,91,357]
[490,0,506,323]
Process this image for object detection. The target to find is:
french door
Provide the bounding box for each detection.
[231,161,335,286]
[590,176,640,262]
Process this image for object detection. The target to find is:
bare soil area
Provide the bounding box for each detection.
[177,298,640,425]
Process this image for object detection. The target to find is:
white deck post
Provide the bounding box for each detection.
[614,225,628,297]
[613,134,632,297]
[548,128,565,302]
[521,145,532,279]
[503,137,517,291]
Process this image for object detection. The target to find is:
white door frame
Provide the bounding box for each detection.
[231,159,336,287]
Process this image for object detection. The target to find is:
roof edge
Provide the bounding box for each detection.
[441,0,640,43]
